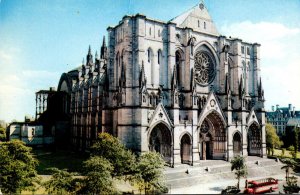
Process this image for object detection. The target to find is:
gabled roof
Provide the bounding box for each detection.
[170,2,219,36]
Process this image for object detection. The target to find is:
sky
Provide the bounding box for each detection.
[0,0,299,122]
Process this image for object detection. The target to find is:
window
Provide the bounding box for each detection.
[175,50,182,86]
[204,22,206,29]
[198,20,200,27]
[158,29,161,37]
[247,47,250,55]
[149,27,151,35]
[241,46,245,54]
[157,50,162,65]
[147,48,152,63]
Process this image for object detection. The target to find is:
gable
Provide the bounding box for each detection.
[247,109,260,127]
[148,103,173,129]
[170,3,219,36]
[197,92,227,126]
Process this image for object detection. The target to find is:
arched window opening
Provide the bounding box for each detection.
[158,50,162,65]
[243,61,247,92]
[175,50,182,87]
[233,132,242,155]
[204,22,206,29]
[181,134,192,164]
[149,27,151,35]
[158,29,161,37]
[198,20,200,27]
[147,48,152,63]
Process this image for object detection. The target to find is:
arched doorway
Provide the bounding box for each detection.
[199,111,226,160]
[181,134,192,164]
[248,123,261,156]
[233,132,242,156]
[149,123,172,163]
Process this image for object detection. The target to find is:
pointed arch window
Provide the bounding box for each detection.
[157,49,162,65]
[242,61,247,90]
[175,50,182,87]
[147,48,152,63]
[204,22,206,29]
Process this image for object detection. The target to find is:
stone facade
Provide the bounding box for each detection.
[266,104,300,136]
[7,122,54,146]
[57,2,266,164]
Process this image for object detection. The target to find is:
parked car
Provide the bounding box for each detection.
[221,186,240,194]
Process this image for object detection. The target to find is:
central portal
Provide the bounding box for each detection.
[199,111,226,160]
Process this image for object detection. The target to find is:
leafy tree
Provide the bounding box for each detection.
[0,140,39,193]
[79,156,116,194]
[42,168,77,194]
[90,132,136,177]
[266,123,283,156]
[0,126,6,141]
[230,155,248,189]
[283,176,300,194]
[133,152,167,194]
[287,145,297,159]
[281,158,296,182]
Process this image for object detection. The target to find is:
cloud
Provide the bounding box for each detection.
[0,70,60,122]
[220,21,300,110]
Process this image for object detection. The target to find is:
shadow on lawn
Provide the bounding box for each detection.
[33,148,89,175]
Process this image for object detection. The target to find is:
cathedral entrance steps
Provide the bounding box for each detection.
[164,157,285,189]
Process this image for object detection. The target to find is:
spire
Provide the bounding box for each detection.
[139,61,146,87]
[100,36,107,60]
[88,45,91,54]
[86,45,93,65]
[258,77,264,99]
[171,65,178,90]
[95,51,98,59]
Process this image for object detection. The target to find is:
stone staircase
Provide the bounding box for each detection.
[164,156,285,189]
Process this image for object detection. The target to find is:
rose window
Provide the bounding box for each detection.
[194,52,216,85]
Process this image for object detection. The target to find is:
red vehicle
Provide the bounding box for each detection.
[244,178,279,194]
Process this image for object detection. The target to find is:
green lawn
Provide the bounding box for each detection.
[271,149,300,159]
[33,148,89,175]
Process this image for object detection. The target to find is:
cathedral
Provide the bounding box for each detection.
[55,2,266,165]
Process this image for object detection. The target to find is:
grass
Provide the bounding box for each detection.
[33,148,89,175]
[270,148,300,159]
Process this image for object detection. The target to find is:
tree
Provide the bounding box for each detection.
[0,125,6,141]
[288,146,297,159]
[79,156,116,194]
[90,132,136,178]
[133,152,168,194]
[283,176,300,194]
[281,158,296,182]
[230,155,248,189]
[266,123,283,156]
[42,168,77,194]
[0,140,39,193]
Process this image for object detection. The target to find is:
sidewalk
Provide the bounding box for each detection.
[169,174,288,194]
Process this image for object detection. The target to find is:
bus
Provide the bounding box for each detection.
[244,178,279,194]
